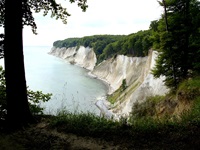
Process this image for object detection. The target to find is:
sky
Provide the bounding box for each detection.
[1,0,163,46]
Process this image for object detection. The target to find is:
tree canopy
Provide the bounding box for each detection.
[53,30,153,63]
[151,0,200,89]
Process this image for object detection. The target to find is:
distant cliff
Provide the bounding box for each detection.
[49,46,96,71]
[49,46,169,117]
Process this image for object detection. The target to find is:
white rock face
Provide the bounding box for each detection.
[91,55,147,94]
[49,46,169,117]
[119,51,169,115]
[49,46,97,70]
[90,50,169,116]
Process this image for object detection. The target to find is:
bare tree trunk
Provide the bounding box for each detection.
[4,0,33,128]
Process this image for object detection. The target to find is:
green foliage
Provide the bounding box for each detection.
[53,35,124,63]
[107,79,127,104]
[152,0,200,89]
[183,96,200,123]
[130,76,200,125]
[122,79,127,91]
[27,89,52,115]
[98,30,153,61]
[53,35,124,49]
[0,66,52,120]
[178,76,200,101]
[50,110,128,137]
[53,30,153,63]
[53,38,81,48]
[179,77,200,122]
[130,95,165,120]
[107,89,121,104]
[69,0,88,12]
[48,107,200,149]
[0,0,88,34]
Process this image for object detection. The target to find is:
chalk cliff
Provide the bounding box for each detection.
[49,46,169,117]
[49,46,97,70]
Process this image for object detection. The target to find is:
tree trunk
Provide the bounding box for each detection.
[4,0,33,128]
[182,0,190,78]
[162,0,169,32]
[162,0,177,89]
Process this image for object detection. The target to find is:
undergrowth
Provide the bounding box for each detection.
[50,110,130,138]
[1,74,200,149]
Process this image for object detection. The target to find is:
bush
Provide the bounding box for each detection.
[177,77,200,101]
[130,95,164,120]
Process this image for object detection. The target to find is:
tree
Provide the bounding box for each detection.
[152,0,200,89]
[4,0,32,127]
[1,0,88,128]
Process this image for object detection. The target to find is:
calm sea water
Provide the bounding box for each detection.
[0,46,108,115]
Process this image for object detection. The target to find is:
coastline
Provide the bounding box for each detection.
[87,71,114,95]
[48,49,117,119]
[87,71,119,120]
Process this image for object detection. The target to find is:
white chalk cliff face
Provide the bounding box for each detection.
[49,46,169,116]
[116,51,168,115]
[91,55,147,94]
[92,50,168,115]
[49,46,97,70]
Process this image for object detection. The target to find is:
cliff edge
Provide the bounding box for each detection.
[49,46,169,117]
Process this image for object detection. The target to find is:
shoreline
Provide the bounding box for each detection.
[49,48,115,94]
[48,50,117,118]
[87,71,115,95]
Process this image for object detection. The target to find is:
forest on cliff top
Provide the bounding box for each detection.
[53,30,152,63]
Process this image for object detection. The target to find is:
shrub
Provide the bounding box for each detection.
[177,77,200,101]
[130,95,164,120]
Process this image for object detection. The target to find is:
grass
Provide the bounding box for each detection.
[107,87,122,104]
[46,108,200,149]
[50,110,127,138]
[107,81,140,104]
[0,76,200,149]
[0,106,200,149]
[130,95,165,119]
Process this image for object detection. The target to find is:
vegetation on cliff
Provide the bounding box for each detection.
[53,30,153,63]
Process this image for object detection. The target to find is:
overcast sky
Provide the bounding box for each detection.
[1,0,163,46]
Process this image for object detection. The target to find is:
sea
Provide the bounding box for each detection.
[0,46,108,115]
